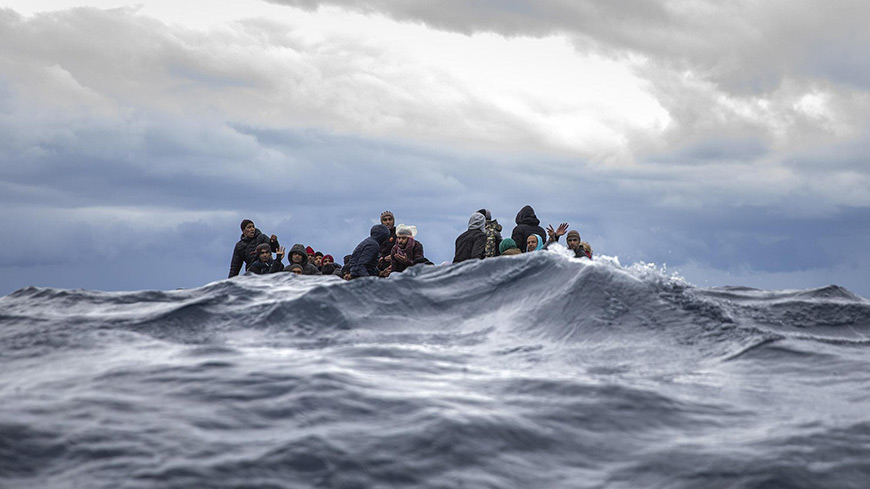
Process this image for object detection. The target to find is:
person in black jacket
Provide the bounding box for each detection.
[229,219,279,278]
[377,211,398,272]
[453,212,487,263]
[246,243,285,275]
[285,243,321,275]
[350,224,391,278]
[510,205,546,254]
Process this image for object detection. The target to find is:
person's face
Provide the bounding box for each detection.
[322,257,333,265]
[258,249,271,262]
[342,271,352,280]
[243,222,256,238]
[381,215,394,227]
[291,267,303,275]
[307,253,315,263]
[291,253,303,264]
[566,236,580,250]
[526,235,538,251]
[397,235,409,246]
[314,256,322,266]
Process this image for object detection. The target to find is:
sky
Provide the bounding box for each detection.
[1,0,869,297]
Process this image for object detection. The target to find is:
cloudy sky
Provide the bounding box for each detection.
[1,0,869,297]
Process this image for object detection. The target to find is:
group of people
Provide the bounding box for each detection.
[228,206,593,280]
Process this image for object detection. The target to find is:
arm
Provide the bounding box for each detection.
[229,246,243,278]
[472,233,487,259]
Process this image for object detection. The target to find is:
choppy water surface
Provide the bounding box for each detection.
[2,250,869,488]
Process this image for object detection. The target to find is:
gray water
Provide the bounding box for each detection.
[2,250,869,488]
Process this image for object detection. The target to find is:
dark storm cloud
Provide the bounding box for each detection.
[263,0,870,93]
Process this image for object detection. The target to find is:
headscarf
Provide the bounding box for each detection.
[528,234,544,252]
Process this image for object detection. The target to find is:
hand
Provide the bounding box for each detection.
[276,246,285,259]
[546,225,556,239]
[555,223,568,237]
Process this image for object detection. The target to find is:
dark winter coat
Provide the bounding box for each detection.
[389,238,426,273]
[350,225,391,278]
[246,258,284,275]
[285,243,320,275]
[229,229,279,278]
[453,213,487,263]
[510,206,546,254]
[378,227,398,271]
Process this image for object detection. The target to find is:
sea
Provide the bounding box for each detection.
[2,248,869,489]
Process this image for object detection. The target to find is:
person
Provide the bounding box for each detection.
[246,243,285,275]
[477,208,503,258]
[349,224,392,278]
[305,246,317,265]
[285,244,320,275]
[313,252,324,270]
[229,219,280,278]
[510,205,546,254]
[544,223,593,259]
[526,234,544,252]
[453,212,487,263]
[377,211,397,272]
[341,254,353,280]
[321,263,340,276]
[287,264,304,275]
[384,224,426,276]
[498,238,522,256]
[321,254,335,267]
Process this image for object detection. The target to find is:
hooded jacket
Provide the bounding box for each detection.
[285,243,321,275]
[510,205,546,254]
[229,228,279,278]
[350,225,391,278]
[453,213,487,263]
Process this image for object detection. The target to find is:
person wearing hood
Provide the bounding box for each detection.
[285,243,321,275]
[510,205,546,254]
[544,223,593,259]
[246,243,285,275]
[385,224,426,275]
[229,219,280,278]
[477,208,503,258]
[453,212,488,263]
[498,238,522,256]
[350,224,391,278]
[526,234,544,252]
[377,211,398,272]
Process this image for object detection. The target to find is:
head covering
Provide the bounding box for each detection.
[380,210,394,220]
[322,254,334,263]
[370,224,391,244]
[314,251,323,258]
[255,243,272,256]
[528,234,544,252]
[396,224,417,237]
[305,246,315,255]
[498,238,518,254]
[566,230,581,241]
[288,264,304,273]
[240,219,254,231]
[476,208,492,221]
[468,212,486,231]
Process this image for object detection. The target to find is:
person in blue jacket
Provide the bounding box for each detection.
[349,224,391,278]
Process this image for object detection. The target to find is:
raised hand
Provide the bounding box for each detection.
[276,246,285,260]
[555,222,569,237]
